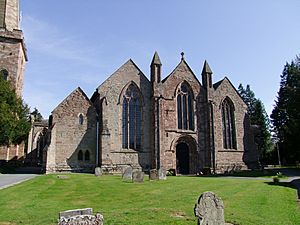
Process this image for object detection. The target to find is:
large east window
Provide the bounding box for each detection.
[177,82,194,130]
[221,97,237,149]
[122,84,142,150]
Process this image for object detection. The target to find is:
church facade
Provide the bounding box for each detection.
[0,0,259,173]
[42,52,259,174]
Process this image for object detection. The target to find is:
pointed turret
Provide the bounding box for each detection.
[202,60,213,89]
[150,51,162,83]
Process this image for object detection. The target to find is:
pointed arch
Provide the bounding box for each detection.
[176,81,194,130]
[84,150,90,161]
[118,81,144,105]
[78,150,83,161]
[221,97,237,149]
[0,69,8,80]
[122,83,142,150]
[78,113,84,125]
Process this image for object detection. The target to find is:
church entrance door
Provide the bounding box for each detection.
[176,142,189,174]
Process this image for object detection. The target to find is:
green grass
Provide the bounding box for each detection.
[0,174,299,225]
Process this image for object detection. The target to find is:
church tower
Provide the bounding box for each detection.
[0,0,27,96]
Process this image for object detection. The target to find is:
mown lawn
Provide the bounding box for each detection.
[0,174,299,225]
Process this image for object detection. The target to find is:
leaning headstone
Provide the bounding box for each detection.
[58,208,104,225]
[95,167,102,176]
[132,171,144,183]
[158,167,167,180]
[122,166,133,181]
[149,169,158,180]
[194,192,225,225]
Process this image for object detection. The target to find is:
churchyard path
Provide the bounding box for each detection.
[0,174,38,190]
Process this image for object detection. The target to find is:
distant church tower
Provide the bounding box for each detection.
[0,0,27,96]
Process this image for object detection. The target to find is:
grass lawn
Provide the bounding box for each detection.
[0,174,299,225]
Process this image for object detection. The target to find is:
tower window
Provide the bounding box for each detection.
[177,82,194,130]
[221,97,237,149]
[122,84,142,150]
[0,69,8,81]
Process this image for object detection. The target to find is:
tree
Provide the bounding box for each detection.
[238,84,273,164]
[271,56,300,164]
[0,74,31,147]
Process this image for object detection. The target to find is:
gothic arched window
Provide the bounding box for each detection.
[177,83,194,130]
[122,84,142,150]
[84,150,90,161]
[0,69,8,81]
[221,97,237,149]
[79,114,84,125]
[78,150,83,161]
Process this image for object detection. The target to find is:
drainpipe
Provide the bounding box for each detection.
[96,115,99,167]
[209,101,216,174]
[157,96,161,169]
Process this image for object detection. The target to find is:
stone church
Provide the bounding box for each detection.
[1,0,259,173]
[40,52,259,174]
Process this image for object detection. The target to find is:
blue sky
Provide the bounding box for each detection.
[20,0,300,118]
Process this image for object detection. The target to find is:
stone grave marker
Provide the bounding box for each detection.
[122,166,133,181]
[132,170,144,183]
[58,208,104,225]
[194,191,225,225]
[95,167,102,176]
[149,169,158,180]
[158,167,167,180]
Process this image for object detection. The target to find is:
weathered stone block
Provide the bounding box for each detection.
[158,167,167,180]
[59,208,93,219]
[122,166,133,181]
[194,191,225,225]
[58,208,103,225]
[95,167,102,176]
[149,169,158,180]
[132,171,144,183]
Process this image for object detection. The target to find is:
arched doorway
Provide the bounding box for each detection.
[176,142,190,174]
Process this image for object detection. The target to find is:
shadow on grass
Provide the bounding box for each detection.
[265,179,300,199]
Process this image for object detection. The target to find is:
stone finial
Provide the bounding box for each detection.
[194,191,225,225]
[181,52,185,60]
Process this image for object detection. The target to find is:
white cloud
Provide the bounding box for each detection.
[22,15,105,68]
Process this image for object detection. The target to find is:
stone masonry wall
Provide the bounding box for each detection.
[46,88,97,173]
[212,78,258,172]
[95,60,152,173]
[0,30,26,96]
[156,59,201,173]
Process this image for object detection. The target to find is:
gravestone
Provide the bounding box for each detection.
[149,169,158,180]
[194,191,225,225]
[95,167,102,176]
[122,166,133,181]
[132,170,144,183]
[158,167,167,180]
[58,208,104,225]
